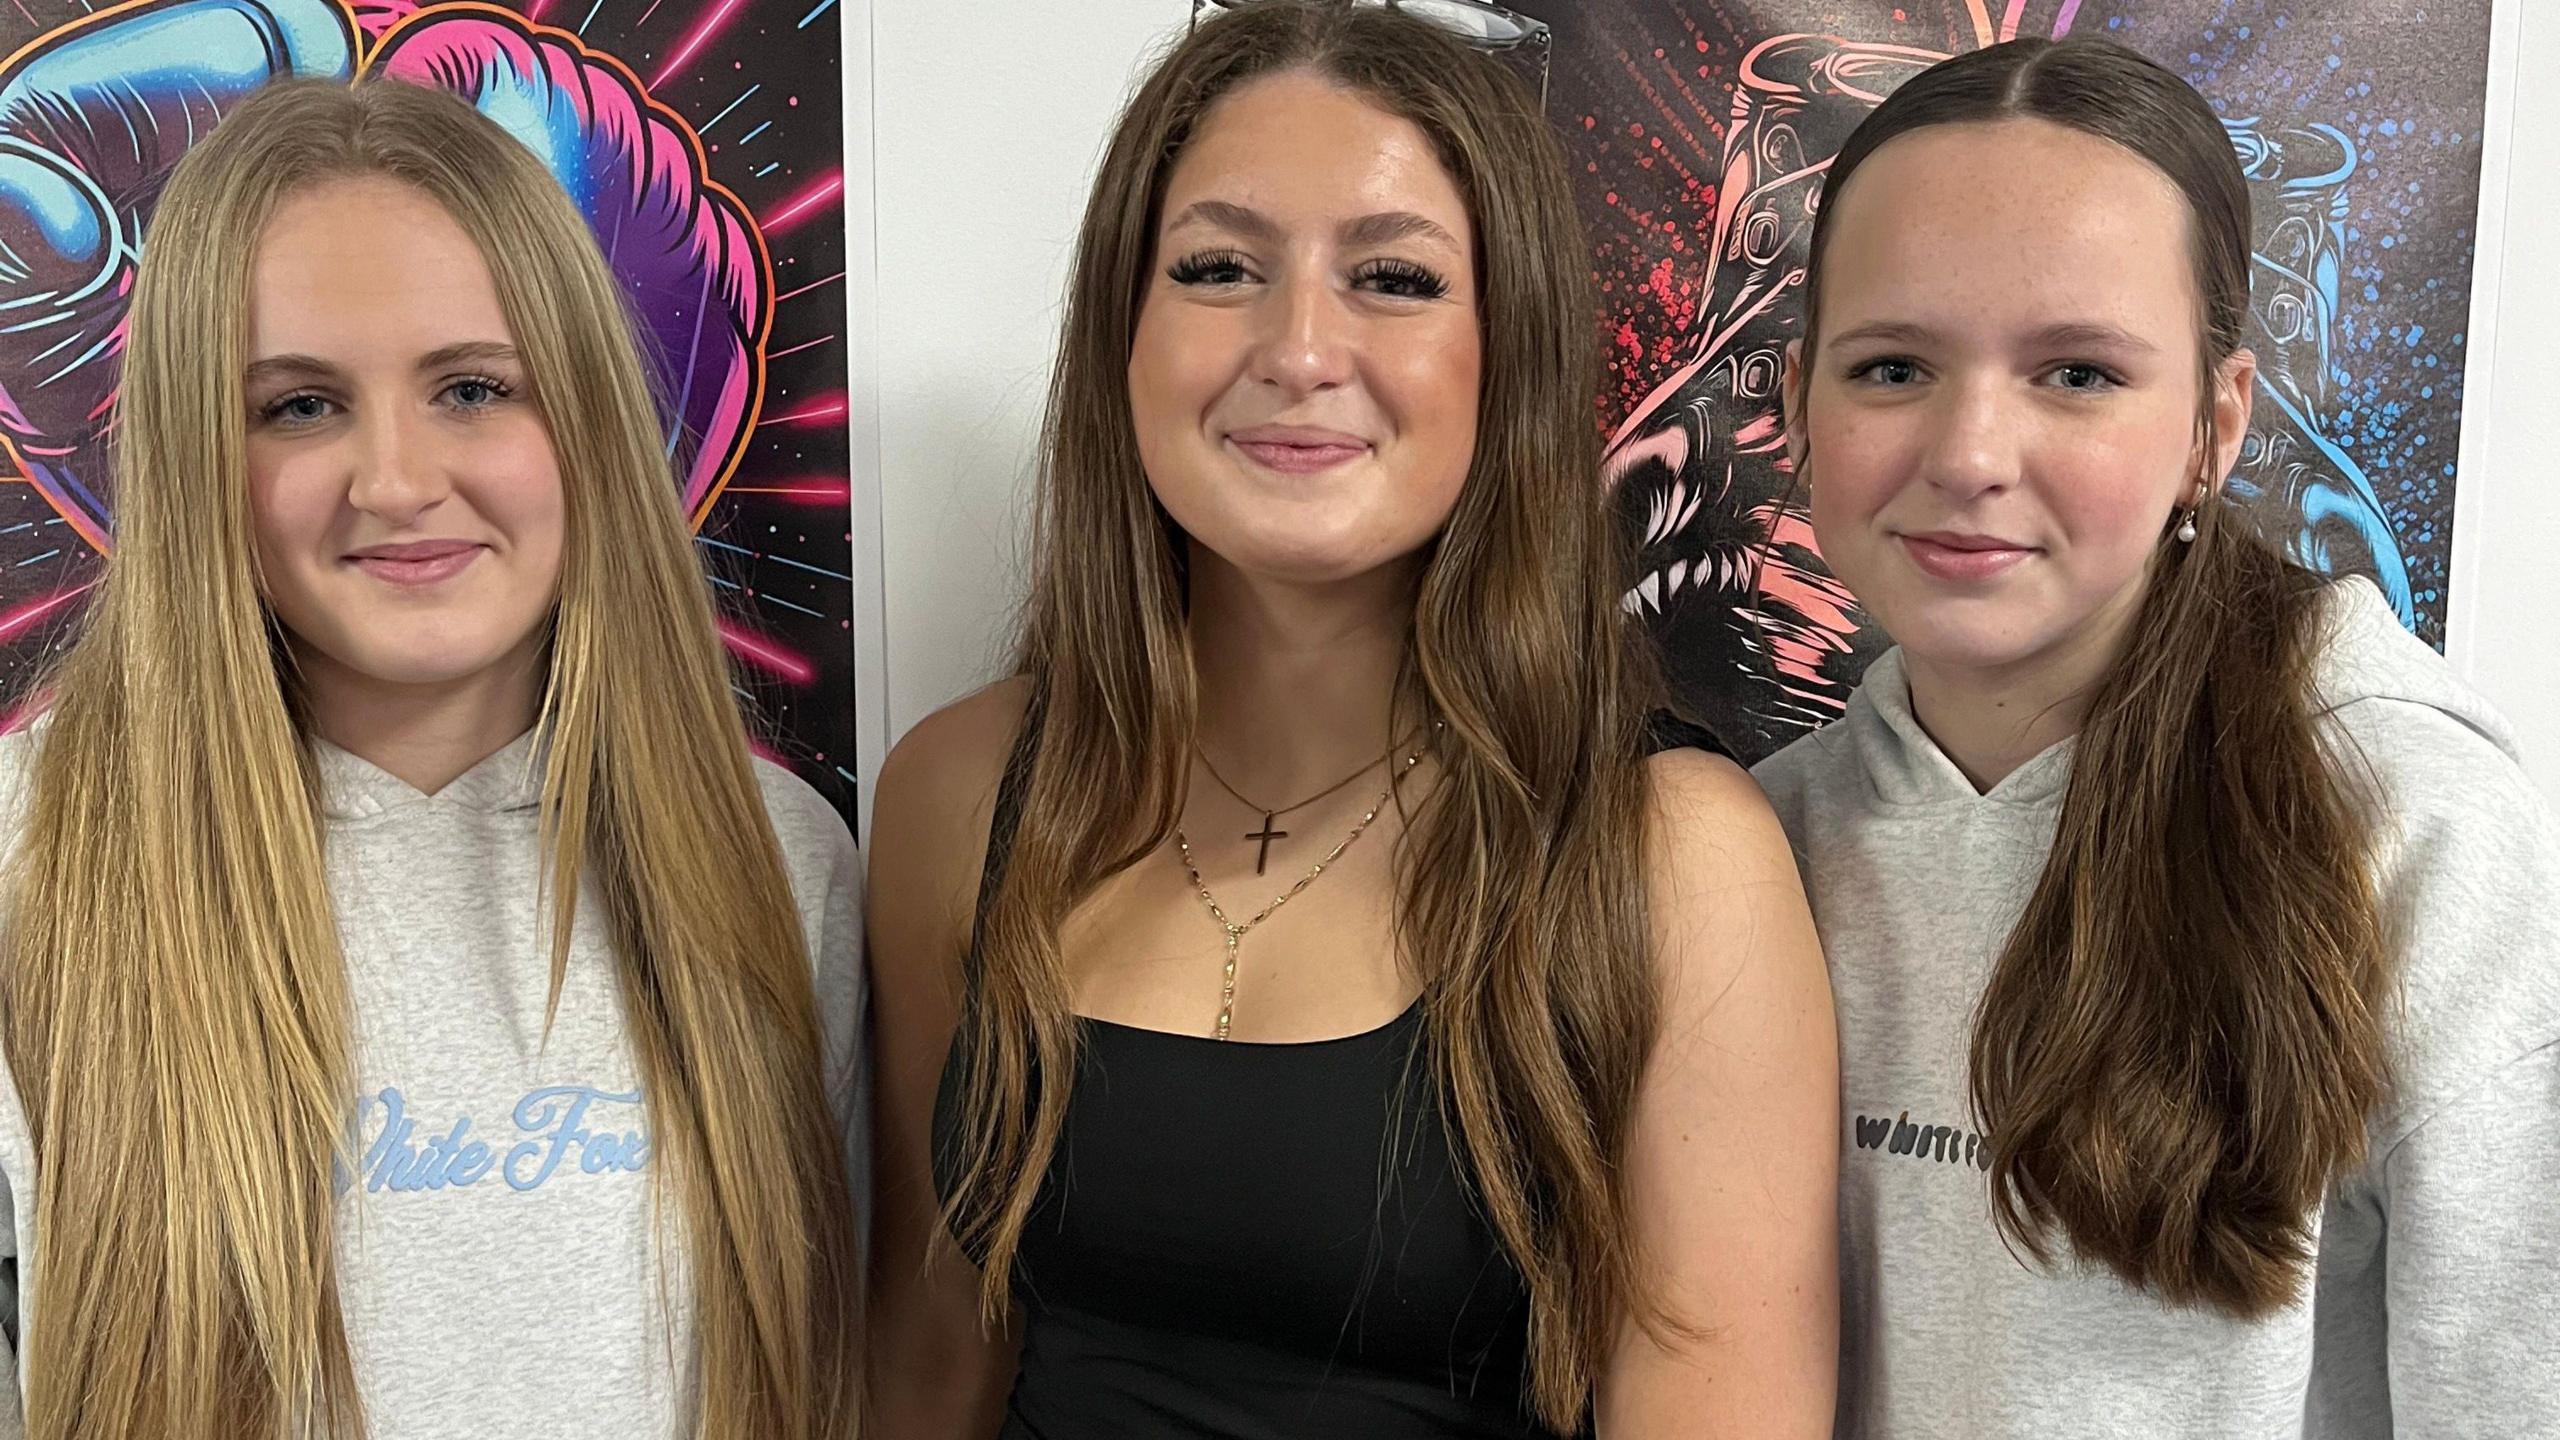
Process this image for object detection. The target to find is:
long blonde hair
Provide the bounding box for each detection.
[1,78,859,1438]
[936,5,1664,1428]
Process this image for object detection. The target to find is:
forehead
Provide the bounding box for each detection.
[1159,70,1470,236]
[246,177,516,358]
[1816,118,2200,345]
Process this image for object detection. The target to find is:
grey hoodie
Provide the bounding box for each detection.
[1754,578,2560,1439]
[0,728,868,1439]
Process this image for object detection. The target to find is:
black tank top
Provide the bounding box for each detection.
[931,711,1719,1439]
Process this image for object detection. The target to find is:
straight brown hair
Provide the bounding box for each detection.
[933,1,1663,1426]
[2,78,860,1437]
[1798,37,2390,1316]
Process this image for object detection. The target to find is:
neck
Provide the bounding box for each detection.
[1901,586,2144,793]
[1186,550,1420,807]
[295,638,547,794]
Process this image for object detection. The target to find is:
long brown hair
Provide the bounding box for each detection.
[935,1,1660,1425]
[1798,38,2390,1316]
[1,79,859,1438]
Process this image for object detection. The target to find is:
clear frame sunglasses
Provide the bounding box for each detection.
[1186,0,1552,111]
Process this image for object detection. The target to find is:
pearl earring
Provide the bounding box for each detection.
[2175,479,2209,544]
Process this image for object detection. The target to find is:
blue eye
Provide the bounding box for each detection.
[262,393,335,427]
[443,375,515,411]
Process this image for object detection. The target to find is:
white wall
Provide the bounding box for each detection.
[2449,0,2558,798]
[849,0,1184,832]
[851,0,2559,818]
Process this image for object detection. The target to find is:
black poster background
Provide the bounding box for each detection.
[0,0,858,811]
[1512,0,2489,760]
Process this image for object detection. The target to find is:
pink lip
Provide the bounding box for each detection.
[345,539,486,586]
[1227,425,1372,476]
[1898,531,2036,582]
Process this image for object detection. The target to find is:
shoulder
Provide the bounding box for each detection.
[748,753,860,920]
[750,753,855,860]
[867,675,1036,956]
[0,722,44,871]
[0,723,41,807]
[1645,744,1773,836]
[1642,747,1821,992]
[1746,725,1843,849]
[872,675,1033,857]
[1643,745,1805,900]
[2305,577,2528,804]
[2296,594,2560,1143]
[877,675,1033,801]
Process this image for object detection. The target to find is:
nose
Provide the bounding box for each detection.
[345,402,453,527]
[1917,376,2020,503]
[1246,270,1356,397]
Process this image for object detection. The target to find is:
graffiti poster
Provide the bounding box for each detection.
[1519,0,2489,760]
[0,0,860,811]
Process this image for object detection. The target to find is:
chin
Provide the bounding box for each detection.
[1876,607,2068,677]
[308,624,541,692]
[1192,518,1427,590]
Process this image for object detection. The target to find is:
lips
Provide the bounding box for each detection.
[345,539,486,586]
[1226,425,1372,476]
[1898,531,2036,583]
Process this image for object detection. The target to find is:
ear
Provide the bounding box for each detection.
[1782,339,1809,477]
[2203,347,2257,495]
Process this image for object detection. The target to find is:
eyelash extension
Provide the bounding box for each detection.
[1166,249,1251,285]
[447,374,516,403]
[1351,258,1450,300]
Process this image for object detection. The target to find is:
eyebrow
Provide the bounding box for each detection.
[1826,319,2161,355]
[242,341,524,386]
[1162,199,1460,251]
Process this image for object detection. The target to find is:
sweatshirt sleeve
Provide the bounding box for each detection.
[749,761,872,1248]
[2320,693,2560,1435]
[816,813,871,1241]
[2370,1040,2560,1437]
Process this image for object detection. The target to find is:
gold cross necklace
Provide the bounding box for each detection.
[1194,724,1425,875]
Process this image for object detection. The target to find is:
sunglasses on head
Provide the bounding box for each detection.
[1186,0,1553,111]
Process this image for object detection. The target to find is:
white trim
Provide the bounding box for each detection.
[2445,0,2523,678]
[841,0,891,842]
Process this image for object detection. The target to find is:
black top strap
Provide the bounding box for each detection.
[1643,707,1729,759]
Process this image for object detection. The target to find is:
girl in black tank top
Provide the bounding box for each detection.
[928,716,1715,1438]
[865,6,1841,1436]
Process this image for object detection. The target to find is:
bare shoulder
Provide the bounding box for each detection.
[1643,746,1795,870]
[1641,746,1824,1004]
[867,675,1036,978]
[875,674,1035,824]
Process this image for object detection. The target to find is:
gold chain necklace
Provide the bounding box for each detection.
[1175,723,1437,1040]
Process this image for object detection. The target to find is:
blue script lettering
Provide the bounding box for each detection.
[341,1084,650,1197]
[504,1085,649,1192]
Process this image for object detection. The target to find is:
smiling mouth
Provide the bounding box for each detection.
[346,542,485,586]
[1225,429,1372,476]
